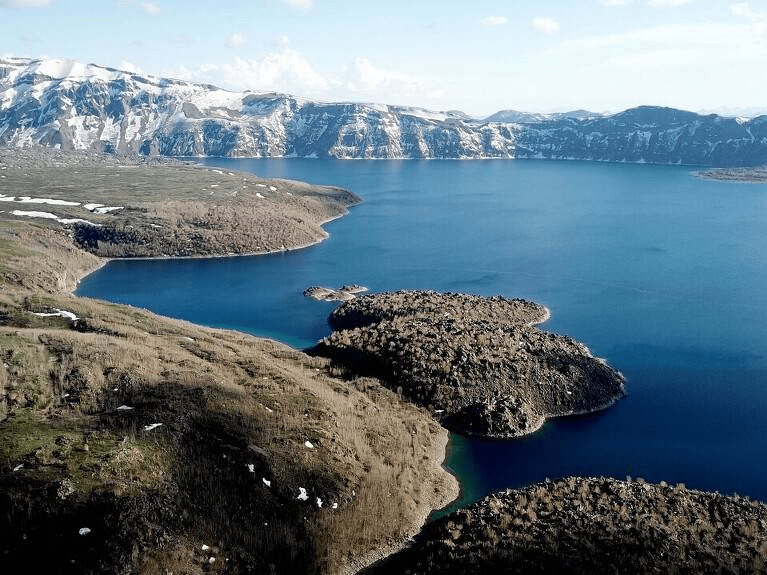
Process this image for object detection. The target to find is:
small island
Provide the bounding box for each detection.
[304,285,369,302]
[310,290,625,439]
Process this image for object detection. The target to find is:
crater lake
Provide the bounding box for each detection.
[76,158,767,513]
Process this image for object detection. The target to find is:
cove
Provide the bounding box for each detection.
[76,158,767,512]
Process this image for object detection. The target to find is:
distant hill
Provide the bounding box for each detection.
[2,57,766,166]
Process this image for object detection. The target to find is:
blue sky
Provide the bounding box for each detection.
[1,0,766,116]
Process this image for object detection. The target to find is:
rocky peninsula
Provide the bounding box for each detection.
[311,291,625,438]
[366,476,767,574]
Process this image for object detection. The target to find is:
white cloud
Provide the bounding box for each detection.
[220,50,328,93]
[226,33,248,48]
[140,1,160,14]
[0,0,54,6]
[338,57,444,107]
[270,35,290,48]
[648,0,693,6]
[600,0,631,6]
[731,2,753,17]
[480,16,508,27]
[119,61,146,75]
[120,0,160,15]
[730,2,767,34]
[280,0,312,10]
[532,17,561,34]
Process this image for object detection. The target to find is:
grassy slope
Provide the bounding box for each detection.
[0,155,457,575]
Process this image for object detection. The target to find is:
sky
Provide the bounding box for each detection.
[1,0,766,117]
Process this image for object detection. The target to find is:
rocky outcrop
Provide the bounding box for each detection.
[310,291,625,438]
[2,58,767,165]
[365,476,767,574]
[303,285,368,302]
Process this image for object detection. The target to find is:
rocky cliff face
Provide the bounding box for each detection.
[2,57,766,165]
[515,106,767,166]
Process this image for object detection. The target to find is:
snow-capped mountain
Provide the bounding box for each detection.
[1,57,766,166]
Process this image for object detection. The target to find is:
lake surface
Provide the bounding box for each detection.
[77,158,767,514]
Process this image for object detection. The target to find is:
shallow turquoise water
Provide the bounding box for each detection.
[77,158,767,510]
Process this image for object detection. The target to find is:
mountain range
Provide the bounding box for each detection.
[1,57,766,166]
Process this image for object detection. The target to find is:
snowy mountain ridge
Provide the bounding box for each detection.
[1,57,766,166]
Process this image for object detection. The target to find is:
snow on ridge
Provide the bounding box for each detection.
[30,58,121,84]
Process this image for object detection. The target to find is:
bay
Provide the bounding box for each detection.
[76,158,767,513]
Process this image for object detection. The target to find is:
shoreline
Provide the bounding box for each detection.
[64,197,464,575]
[69,201,357,291]
[339,428,460,575]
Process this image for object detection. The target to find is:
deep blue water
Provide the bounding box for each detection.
[77,158,767,512]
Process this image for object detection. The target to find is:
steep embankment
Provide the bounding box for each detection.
[311,291,625,438]
[0,148,457,575]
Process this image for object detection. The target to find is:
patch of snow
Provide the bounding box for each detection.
[208,557,216,565]
[247,463,255,473]
[143,423,163,432]
[202,544,211,551]
[59,218,99,225]
[13,464,23,472]
[255,193,265,199]
[12,210,58,219]
[332,502,338,509]
[78,527,91,536]
[269,185,277,191]
[256,183,267,188]
[93,206,123,214]
[297,487,309,501]
[304,440,314,449]
[316,497,322,508]
[116,405,134,411]
[11,210,99,227]
[0,195,79,206]
[262,477,271,487]
[33,309,79,321]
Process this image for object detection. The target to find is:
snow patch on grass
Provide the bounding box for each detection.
[33,308,79,321]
